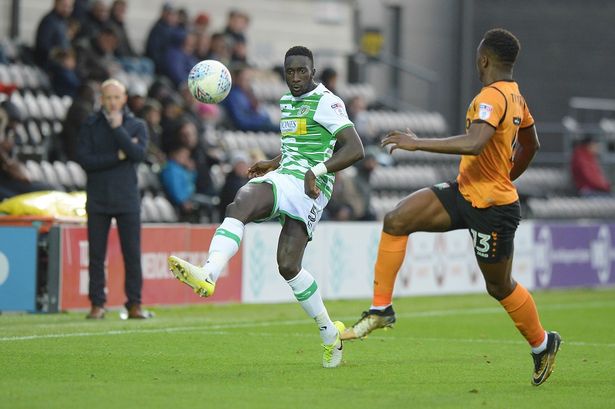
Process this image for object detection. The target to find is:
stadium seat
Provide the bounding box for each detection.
[26,120,42,145]
[153,195,178,222]
[23,91,41,119]
[36,93,55,120]
[25,160,45,182]
[53,161,74,190]
[140,193,159,222]
[7,64,25,88]
[40,160,60,187]
[66,161,86,189]
[49,95,66,120]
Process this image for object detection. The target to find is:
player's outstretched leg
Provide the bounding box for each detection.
[168,217,245,297]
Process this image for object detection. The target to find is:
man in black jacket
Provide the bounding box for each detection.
[77,78,150,319]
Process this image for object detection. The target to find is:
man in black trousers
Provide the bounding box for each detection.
[77,78,150,319]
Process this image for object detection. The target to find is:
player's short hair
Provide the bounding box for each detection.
[285,46,314,65]
[482,28,520,66]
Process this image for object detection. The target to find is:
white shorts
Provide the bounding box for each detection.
[249,171,328,238]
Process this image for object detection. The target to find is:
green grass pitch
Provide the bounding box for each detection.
[1,288,614,409]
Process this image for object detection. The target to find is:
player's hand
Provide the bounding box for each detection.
[248,160,277,179]
[381,128,419,153]
[107,110,123,128]
[304,169,320,199]
[118,149,126,160]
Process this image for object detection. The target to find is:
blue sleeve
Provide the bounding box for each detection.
[160,163,194,205]
[76,122,121,172]
[164,49,185,86]
[222,88,274,131]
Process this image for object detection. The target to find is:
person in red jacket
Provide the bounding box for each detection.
[571,136,611,196]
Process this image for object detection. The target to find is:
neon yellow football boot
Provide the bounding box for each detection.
[322,321,345,368]
[168,255,215,297]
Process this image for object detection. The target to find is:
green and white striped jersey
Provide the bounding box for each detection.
[278,83,353,199]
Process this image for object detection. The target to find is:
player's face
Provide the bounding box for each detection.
[284,55,316,97]
[101,84,127,113]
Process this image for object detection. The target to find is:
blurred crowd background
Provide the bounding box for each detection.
[1,0,615,223]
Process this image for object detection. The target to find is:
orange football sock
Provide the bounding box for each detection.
[499,283,546,347]
[372,231,409,308]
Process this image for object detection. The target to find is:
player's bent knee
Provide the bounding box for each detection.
[278,262,301,281]
[485,281,514,301]
[383,211,411,235]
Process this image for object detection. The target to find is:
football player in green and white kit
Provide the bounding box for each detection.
[168,46,365,368]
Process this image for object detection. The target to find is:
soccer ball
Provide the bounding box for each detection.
[187,60,232,104]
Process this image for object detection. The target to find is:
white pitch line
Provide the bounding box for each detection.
[1,300,614,343]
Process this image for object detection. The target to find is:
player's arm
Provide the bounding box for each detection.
[247,153,281,179]
[510,125,540,181]
[304,126,364,198]
[381,122,495,156]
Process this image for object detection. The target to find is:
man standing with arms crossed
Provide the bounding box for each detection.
[343,29,561,386]
[168,46,364,368]
[77,79,150,320]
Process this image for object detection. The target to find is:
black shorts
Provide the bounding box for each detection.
[430,181,521,263]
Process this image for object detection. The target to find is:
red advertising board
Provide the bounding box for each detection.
[59,224,242,310]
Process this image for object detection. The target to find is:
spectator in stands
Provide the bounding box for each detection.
[48,47,80,98]
[221,65,278,132]
[325,169,362,221]
[178,82,221,133]
[74,0,109,41]
[127,82,147,117]
[140,99,165,166]
[76,78,150,320]
[347,95,374,143]
[224,9,250,63]
[109,0,134,57]
[160,94,185,153]
[4,99,61,191]
[0,100,56,200]
[206,33,231,66]
[160,118,209,222]
[146,3,182,75]
[35,0,74,67]
[571,135,612,196]
[353,152,378,220]
[320,67,338,95]
[109,0,154,75]
[71,0,88,22]
[177,8,190,30]
[75,25,122,81]
[192,12,211,61]
[163,31,198,87]
[218,151,250,215]
[193,12,210,35]
[54,81,97,162]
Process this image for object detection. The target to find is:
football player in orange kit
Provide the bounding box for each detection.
[343,28,561,386]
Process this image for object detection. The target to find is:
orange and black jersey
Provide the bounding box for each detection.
[457,80,534,208]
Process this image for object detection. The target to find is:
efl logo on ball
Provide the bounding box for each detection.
[188,60,232,104]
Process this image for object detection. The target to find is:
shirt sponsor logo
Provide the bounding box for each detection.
[331,102,347,118]
[478,103,493,120]
[280,118,307,136]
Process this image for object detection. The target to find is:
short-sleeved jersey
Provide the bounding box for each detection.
[278,83,353,199]
[457,80,534,208]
